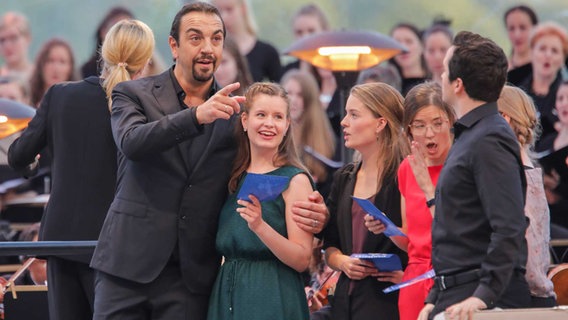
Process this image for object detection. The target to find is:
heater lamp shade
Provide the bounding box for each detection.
[284,30,407,72]
[0,98,36,139]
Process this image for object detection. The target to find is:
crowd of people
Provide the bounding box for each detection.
[0,1,567,320]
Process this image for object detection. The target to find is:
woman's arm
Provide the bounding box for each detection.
[409,142,436,216]
[237,173,313,272]
[325,247,377,280]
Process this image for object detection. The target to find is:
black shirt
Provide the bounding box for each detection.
[428,102,528,307]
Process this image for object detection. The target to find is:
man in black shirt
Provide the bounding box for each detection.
[419,31,531,320]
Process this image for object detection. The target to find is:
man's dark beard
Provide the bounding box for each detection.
[192,55,216,82]
[192,67,214,82]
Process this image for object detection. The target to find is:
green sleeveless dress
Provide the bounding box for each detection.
[207,166,311,320]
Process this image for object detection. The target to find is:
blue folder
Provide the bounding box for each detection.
[351,253,402,272]
[352,197,406,237]
[237,173,290,202]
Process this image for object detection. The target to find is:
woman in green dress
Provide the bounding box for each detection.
[207,82,314,320]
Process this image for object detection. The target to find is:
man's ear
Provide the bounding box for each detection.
[168,36,178,61]
[454,78,464,95]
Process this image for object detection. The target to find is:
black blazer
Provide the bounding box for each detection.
[322,162,407,320]
[8,77,117,264]
[90,70,237,294]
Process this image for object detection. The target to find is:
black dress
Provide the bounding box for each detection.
[322,162,407,320]
[519,72,563,151]
[507,63,532,87]
[246,40,282,82]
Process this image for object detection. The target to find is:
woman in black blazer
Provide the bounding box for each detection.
[8,20,154,320]
[321,83,409,320]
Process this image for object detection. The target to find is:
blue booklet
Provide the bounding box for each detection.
[352,197,406,237]
[383,269,436,293]
[351,253,402,272]
[236,173,290,202]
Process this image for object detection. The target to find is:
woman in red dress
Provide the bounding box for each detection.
[366,82,455,320]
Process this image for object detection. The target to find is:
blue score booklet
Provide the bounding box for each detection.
[237,173,290,202]
[351,253,402,272]
[352,197,406,237]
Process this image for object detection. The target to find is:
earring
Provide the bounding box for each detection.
[244,127,247,132]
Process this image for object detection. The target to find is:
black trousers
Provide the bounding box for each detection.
[47,257,94,320]
[93,263,209,320]
[429,271,530,320]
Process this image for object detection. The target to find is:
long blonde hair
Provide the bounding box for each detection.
[281,69,335,182]
[102,19,155,110]
[350,82,409,187]
[498,85,540,149]
[0,12,30,38]
[237,0,257,36]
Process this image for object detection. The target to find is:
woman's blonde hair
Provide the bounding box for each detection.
[350,82,409,188]
[0,12,30,38]
[102,19,155,110]
[238,0,258,37]
[498,85,540,148]
[281,69,335,183]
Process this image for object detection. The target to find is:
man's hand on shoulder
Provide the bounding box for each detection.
[292,190,329,234]
[195,82,245,124]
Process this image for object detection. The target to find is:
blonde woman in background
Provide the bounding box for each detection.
[497,85,557,307]
[8,19,154,320]
[0,12,33,79]
[211,0,282,82]
[281,69,336,198]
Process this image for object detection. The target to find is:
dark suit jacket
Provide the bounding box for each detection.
[8,77,117,264]
[322,162,407,320]
[90,70,237,294]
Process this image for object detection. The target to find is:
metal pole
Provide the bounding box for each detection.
[0,241,97,257]
[333,71,359,165]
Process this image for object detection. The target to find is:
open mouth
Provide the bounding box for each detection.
[195,55,216,67]
[259,131,276,137]
[196,60,213,66]
[426,142,437,153]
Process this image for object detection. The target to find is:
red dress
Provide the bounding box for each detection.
[397,158,442,320]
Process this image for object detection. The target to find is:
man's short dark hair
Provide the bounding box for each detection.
[448,31,507,102]
[169,1,226,44]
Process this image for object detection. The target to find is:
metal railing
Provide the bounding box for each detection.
[0,241,97,257]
